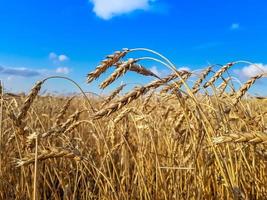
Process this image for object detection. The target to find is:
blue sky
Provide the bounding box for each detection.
[0,0,267,94]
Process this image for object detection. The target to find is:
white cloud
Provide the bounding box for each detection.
[58,55,69,62]
[49,52,69,63]
[90,0,154,20]
[0,62,72,80]
[56,67,70,74]
[231,23,240,30]
[236,63,267,78]
[0,65,41,77]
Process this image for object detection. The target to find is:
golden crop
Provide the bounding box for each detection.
[0,48,266,199]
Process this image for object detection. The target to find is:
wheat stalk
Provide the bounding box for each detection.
[203,62,234,88]
[142,91,154,111]
[41,110,84,138]
[93,73,182,119]
[114,108,135,124]
[192,66,212,90]
[217,77,231,97]
[115,62,158,78]
[16,147,83,166]
[232,74,263,106]
[146,73,181,90]
[192,66,212,94]
[55,96,75,126]
[101,84,126,107]
[213,131,267,144]
[87,48,129,83]
[161,72,191,93]
[100,58,136,89]
[93,87,147,119]
[17,81,43,123]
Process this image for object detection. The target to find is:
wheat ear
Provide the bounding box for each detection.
[192,66,212,93]
[213,131,267,144]
[161,72,191,93]
[17,147,83,166]
[93,73,183,119]
[232,74,263,106]
[100,58,136,89]
[203,62,234,88]
[17,81,43,122]
[101,84,126,107]
[87,48,129,83]
[93,87,148,119]
[217,77,231,97]
[55,96,75,126]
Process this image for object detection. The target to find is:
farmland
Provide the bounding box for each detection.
[0,49,267,199]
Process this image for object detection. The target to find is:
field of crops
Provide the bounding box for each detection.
[0,48,266,199]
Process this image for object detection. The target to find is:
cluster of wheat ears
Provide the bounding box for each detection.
[0,48,267,200]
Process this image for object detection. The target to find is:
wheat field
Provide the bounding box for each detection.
[0,48,267,200]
